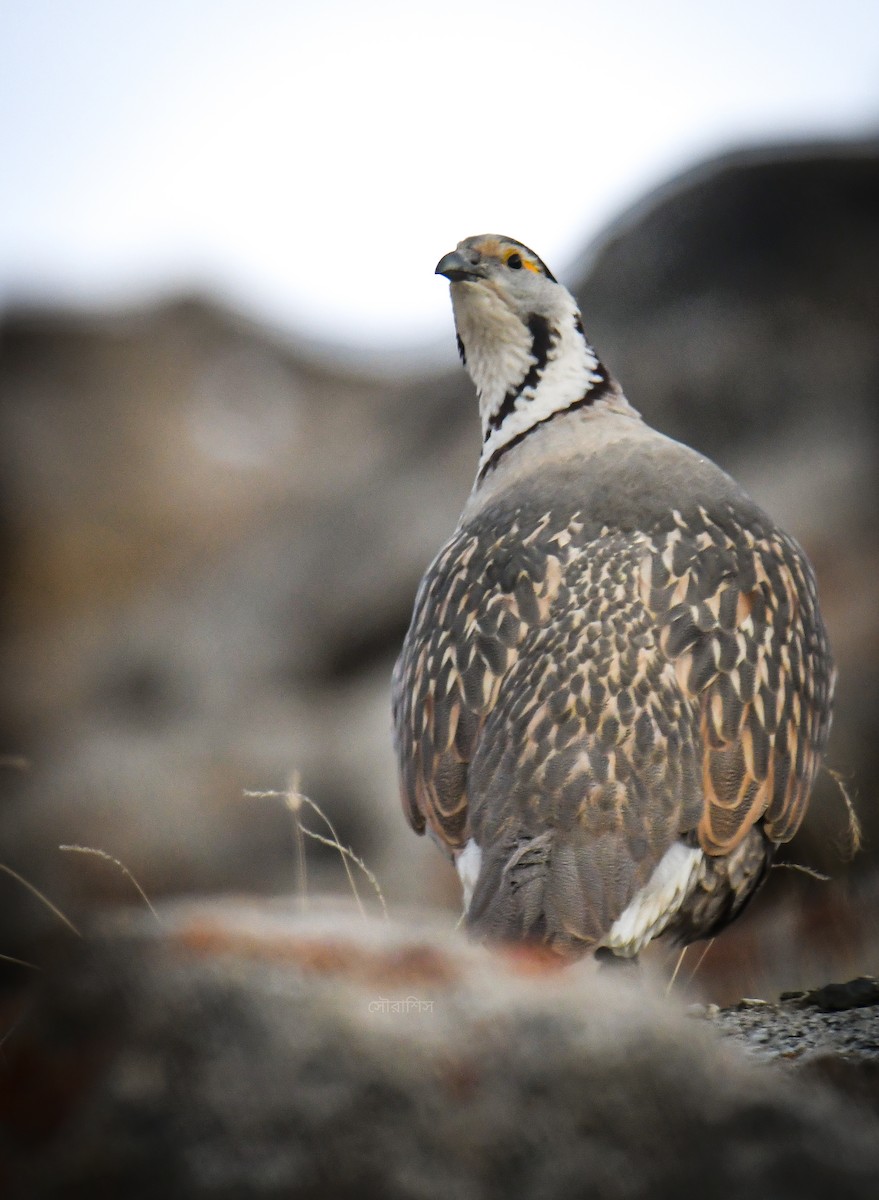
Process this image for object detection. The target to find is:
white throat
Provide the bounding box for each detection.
[450,281,609,475]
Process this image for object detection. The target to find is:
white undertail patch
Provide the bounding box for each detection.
[603,841,704,958]
[455,839,482,912]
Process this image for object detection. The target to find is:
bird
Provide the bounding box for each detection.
[392,234,835,961]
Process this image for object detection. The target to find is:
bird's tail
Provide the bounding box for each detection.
[466,827,643,958]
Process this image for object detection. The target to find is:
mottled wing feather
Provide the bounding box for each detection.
[459,522,705,948]
[394,509,709,950]
[642,504,835,856]
[392,527,528,848]
[393,496,833,950]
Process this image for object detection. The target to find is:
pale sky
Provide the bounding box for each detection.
[1,0,877,347]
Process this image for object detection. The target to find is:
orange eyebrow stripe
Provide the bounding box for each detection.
[523,259,541,273]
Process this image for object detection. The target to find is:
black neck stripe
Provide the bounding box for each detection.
[478,366,614,481]
[486,314,556,436]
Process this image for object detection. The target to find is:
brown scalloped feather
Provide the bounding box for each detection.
[392,526,531,849]
[393,491,834,951]
[394,512,703,940]
[647,517,835,857]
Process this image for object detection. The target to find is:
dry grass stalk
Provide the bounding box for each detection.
[244,781,388,920]
[59,845,161,923]
[0,862,81,937]
[825,766,863,860]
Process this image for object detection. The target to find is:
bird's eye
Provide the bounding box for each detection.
[506,253,523,270]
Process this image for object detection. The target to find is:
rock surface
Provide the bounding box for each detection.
[1,901,878,1198]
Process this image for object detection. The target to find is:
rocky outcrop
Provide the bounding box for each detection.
[2,902,879,1198]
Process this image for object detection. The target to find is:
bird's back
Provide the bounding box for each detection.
[393,407,834,956]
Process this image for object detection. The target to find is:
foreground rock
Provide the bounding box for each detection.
[1,900,878,1198]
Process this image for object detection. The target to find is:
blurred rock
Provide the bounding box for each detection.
[0,138,877,997]
[2,900,879,1198]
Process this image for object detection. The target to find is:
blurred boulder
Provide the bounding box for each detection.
[2,901,879,1198]
[0,139,877,997]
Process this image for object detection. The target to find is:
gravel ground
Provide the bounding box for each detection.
[706,979,879,1061]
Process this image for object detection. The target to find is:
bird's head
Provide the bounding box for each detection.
[436,234,561,312]
[436,234,622,474]
[435,236,565,361]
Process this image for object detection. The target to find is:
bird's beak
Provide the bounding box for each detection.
[435,249,484,283]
